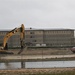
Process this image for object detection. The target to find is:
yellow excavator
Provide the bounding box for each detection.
[0,24,25,54]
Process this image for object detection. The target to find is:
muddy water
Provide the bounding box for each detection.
[0,61,75,69]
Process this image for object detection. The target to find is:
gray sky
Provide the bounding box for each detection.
[0,0,75,29]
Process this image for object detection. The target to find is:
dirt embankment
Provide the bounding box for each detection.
[9,48,73,55]
[0,68,75,75]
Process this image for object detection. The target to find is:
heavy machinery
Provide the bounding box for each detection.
[0,24,25,54]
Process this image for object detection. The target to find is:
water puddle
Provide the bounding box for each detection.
[0,60,75,69]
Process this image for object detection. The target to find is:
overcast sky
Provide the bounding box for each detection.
[0,0,75,29]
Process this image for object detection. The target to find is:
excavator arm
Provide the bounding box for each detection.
[3,24,25,50]
[3,28,19,49]
[18,24,25,54]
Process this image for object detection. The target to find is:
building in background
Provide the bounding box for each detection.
[25,28,44,46]
[43,29,74,47]
[0,28,74,48]
[25,28,74,47]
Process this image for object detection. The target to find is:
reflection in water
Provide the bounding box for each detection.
[0,61,75,69]
[0,63,6,69]
[4,62,21,69]
[5,63,13,69]
[21,62,25,68]
[0,62,21,69]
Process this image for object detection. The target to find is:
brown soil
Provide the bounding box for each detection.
[0,68,75,74]
[9,48,73,55]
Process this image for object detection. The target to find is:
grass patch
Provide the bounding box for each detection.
[0,71,75,75]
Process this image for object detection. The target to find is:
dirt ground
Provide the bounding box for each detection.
[8,47,73,55]
[0,68,75,75]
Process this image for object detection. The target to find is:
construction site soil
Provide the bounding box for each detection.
[0,48,75,75]
[8,47,73,55]
[0,68,75,75]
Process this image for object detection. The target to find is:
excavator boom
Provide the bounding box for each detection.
[0,24,25,54]
[3,28,19,49]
